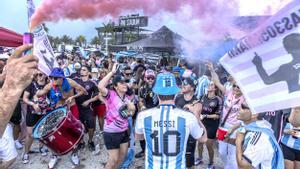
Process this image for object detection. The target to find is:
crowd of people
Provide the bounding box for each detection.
[0,44,300,169]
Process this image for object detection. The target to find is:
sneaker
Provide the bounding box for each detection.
[39,146,48,156]
[15,140,23,150]
[48,155,59,169]
[22,153,29,164]
[71,153,80,165]
[207,163,215,169]
[194,157,204,166]
[88,141,96,151]
[134,151,144,158]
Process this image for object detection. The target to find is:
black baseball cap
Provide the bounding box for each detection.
[112,75,126,86]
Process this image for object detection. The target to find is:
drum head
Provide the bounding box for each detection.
[33,107,67,139]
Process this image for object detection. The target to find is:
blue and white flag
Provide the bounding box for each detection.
[27,0,58,75]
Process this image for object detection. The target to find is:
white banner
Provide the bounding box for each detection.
[33,26,59,75]
[27,0,58,75]
[220,0,300,113]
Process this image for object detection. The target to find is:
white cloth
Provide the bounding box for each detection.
[218,123,238,169]
[0,124,17,162]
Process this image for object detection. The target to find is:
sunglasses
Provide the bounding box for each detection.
[241,104,250,110]
[37,73,44,77]
[183,80,191,86]
[233,84,240,89]
[51,77,62,80]
[125,72,133,76]
[147,77,155,80]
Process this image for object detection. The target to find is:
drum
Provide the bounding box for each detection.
[33,107,84,155]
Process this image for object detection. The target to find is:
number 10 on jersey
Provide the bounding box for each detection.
[150,130,181,156]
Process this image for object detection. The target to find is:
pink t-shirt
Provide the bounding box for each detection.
[103,90,129,133]
[222,89,245,126]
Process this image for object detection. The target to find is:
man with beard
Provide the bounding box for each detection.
[135,69,158,158]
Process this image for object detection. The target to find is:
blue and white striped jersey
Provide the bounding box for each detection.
[135,104,203,169]
[281,123,300,150]
[195,75,210,99]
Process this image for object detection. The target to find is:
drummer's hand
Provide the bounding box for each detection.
[82,101,90,107]
[33,104,41,113]
[66,96,74,104]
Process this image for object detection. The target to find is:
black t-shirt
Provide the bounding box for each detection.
[25,81,48,114]
[259,109,290,141]
[75,79,99,110]
[174,94,198,109]
[90,79,103,106]
[200,95,222,124]
[139,85,159,109]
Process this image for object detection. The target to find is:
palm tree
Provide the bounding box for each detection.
[75,35,87,47]
[91,36,101,48]
[60,35,73,45]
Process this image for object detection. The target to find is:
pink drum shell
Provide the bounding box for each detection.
[39,111,84,155]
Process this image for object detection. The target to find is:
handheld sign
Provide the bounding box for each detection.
[220,1,300,113]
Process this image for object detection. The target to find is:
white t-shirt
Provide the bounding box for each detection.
[135,105,203,169]
[0,124,17,162]
[243,131,274,169]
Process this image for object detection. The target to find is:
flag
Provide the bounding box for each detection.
[220,0,300,113]
[26,0,58,75]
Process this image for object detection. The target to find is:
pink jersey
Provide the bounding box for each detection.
[222,89,245,126]
[103,90,129,133]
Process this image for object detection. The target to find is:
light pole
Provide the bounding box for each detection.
[104,36,111,56]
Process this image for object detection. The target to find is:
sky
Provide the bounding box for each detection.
[0,0,292,42]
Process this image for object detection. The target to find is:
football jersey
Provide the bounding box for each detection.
[135,104,203,169]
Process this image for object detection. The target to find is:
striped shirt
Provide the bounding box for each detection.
[135,105,204,169]
[195,75,210,99]
[242,121,275,169]
[281,123,300,150]
[103,90,130,133]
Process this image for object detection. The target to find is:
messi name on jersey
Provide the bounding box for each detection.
[154,120,175,128]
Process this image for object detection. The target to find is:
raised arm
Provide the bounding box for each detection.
[98,63,118,96]
[207,62,226,94]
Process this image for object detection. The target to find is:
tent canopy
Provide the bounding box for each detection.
[0,27,22,47]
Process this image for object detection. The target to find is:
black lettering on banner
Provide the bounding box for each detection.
[282,17,293,30]
[40,49,55,70]
[266,26,277,38]
[291,12,300,27]
[274,21,285,34]
[150,130,181,156]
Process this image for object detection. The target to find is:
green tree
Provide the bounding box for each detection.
[60,35,73,45]
[75,35,87,47]
[91,36,101,48]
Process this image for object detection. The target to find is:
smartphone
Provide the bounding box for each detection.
[23,32,33,55]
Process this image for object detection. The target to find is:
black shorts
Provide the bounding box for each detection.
[78,108,95,129]
[10,102,22,125]
[203,120,219,139]
[186,135,196,168]
[282,143,300,161]
[26,110,44,127]
[103,131,129,150]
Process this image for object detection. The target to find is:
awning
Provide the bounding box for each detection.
[0,27,22,47]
